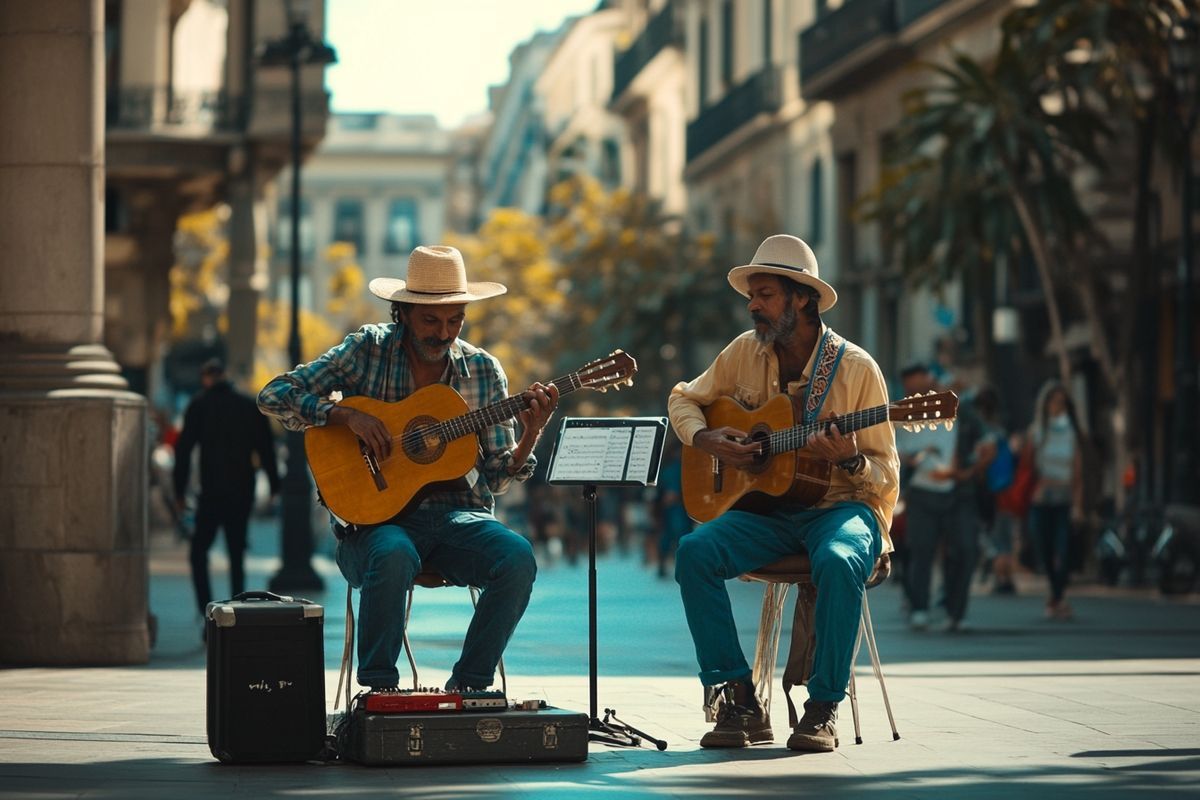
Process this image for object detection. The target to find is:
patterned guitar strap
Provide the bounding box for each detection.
[779,327,846,728]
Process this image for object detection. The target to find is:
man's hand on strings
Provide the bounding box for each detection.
[332,406,392,461]
[518,382,560,439]
[808,417,858,465]
[694,426,763,469]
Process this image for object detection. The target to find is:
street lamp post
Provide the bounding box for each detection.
[1169,18,1198,504]
[260,0,336,593]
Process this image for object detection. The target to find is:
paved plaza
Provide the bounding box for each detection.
[1,517,1198,798]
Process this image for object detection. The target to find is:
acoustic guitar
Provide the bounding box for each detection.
[681,390,958,523]
[306,350,638,525]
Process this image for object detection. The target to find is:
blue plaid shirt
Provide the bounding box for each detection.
[257,322,536,515]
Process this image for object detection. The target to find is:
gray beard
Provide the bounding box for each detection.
[412,339,451,363]
[753,305,798,346]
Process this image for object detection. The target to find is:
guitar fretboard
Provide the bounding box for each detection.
[768,404,890,454]
[398,373,582,450]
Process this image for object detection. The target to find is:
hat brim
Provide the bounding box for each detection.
[727,265,837,313]
[368,278,508,304]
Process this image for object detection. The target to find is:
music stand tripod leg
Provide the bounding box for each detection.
[581,484,667,750]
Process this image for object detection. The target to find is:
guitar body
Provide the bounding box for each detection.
[304,385,479,525]
[681,393,833,524]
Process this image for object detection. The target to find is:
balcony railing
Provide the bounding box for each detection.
[612,3,683,102]
[686,67,782,164]
[799,0,950,94]
[106,87,238,131]
[800,0,898,85]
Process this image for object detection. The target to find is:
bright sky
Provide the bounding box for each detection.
[324,0,601,128]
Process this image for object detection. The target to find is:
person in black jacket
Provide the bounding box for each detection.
[174,359,280,618]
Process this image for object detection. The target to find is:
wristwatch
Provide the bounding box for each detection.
[837,453,865,474]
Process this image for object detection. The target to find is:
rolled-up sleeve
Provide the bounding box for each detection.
[257,331,364,431]
[477,357,536,493]
[668,341,741,445]
[844,358,900,530]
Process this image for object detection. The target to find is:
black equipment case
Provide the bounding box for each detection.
[205,591,326,763]
[338,703,588,766]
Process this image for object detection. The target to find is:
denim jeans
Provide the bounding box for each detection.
[1028,503,1071,602]
[335,508,537,689]
[675,502,881,703]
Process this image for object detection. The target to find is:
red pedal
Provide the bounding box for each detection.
[364,689,463,713]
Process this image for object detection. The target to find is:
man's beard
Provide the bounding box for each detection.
[412,336,453,363]
[752,305,798,345]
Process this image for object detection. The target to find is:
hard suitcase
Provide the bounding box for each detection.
[205,591,326,763]
[339,704,589,766]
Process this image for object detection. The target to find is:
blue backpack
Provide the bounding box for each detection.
[986,436,1015,493]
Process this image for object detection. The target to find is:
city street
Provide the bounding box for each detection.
[1,516,1198,799]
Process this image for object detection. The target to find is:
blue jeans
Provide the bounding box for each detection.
[675,502,882,703]
[335,508,537,689]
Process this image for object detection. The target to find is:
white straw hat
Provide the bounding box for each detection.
[369,245,507,305]
[727,234,837,313]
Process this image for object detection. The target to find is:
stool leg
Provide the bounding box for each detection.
[403,587,420,688]
[860,592,900,741]
[849,622,864,744]
[751,582,791,712]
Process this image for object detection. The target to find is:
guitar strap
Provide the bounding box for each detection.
[799,328,847,424]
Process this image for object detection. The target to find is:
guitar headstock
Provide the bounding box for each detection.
[891,390,959,432]
[577,349,637,393]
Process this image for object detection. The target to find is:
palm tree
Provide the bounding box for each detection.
[861,32,1110,386]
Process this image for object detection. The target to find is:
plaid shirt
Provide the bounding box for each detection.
[257,322,536,515]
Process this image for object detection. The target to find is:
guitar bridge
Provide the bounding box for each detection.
[711,455,723,494]
[360,441,388,492]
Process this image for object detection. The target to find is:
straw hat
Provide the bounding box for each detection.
[368,245,506,305]
[726,234,837,313]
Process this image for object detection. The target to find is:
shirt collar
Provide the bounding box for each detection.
[754,322,830,382]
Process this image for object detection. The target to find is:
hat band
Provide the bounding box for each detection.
[757,261,811,275]
[406,287,466,296]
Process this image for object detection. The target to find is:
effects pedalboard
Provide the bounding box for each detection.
[362,687,515,714]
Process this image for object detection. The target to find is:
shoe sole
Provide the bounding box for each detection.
[786,733,838,752]
[700,730,774,748]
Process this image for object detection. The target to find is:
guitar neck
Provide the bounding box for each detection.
[771,404,890,454]
[437,373,582,439]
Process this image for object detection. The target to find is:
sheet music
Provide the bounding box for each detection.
[625,426,658,484]
[549,427,633,482]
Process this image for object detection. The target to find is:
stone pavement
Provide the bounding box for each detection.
[1,515,1198,799]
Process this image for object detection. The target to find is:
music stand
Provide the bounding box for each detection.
[547,416,669,750]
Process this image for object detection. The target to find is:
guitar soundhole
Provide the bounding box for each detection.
[402,415,446,465]
[744,427,772,475]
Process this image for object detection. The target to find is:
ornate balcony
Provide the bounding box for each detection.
[612,3,683,103]
[106,87,237,131]
[686,66,782,164]
[799,0,952,99]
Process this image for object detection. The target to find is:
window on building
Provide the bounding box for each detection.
[808,160,824,247]
[721,1,734,87]
[763,0,773,65]
[385,198,419,255]
[277,197,314,258]
[601,138,622,187]
[332,199,365,254]
[698,17,710,109]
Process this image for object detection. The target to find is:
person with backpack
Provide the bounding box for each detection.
[972,387,1019,595]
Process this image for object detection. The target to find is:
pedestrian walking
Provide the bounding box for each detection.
[1026,379,1085,620]
[174,359,280,632]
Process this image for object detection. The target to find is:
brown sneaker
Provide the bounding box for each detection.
[699,685,772,748]
[787,700,838,752]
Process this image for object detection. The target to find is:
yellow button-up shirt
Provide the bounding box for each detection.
[667,326,900,551]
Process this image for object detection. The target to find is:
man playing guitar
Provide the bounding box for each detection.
[258,244,558,693]
[667,234,900,751]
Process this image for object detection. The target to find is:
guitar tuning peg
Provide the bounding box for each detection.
[944,420,954,431]
[927,390,935,396]
[902,423,913,432]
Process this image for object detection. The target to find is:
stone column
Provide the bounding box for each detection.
[225,163,269,383]
[0,0,149,664]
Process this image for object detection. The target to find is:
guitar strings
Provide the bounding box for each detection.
[393,371,583,452]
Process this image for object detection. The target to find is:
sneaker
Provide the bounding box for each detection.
[699,684,772,748]
[787,700,839,752]
[942,618,971,633]
[909,610,930,630]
